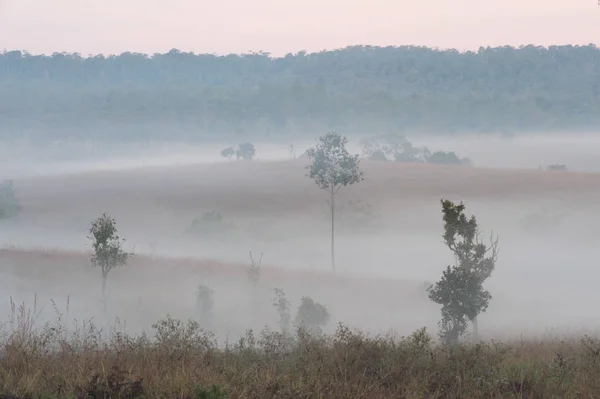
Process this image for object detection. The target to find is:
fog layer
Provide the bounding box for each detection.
[1,134,600,342]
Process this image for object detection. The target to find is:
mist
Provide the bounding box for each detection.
[1,131,600,345]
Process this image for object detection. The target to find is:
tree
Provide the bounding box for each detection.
[247,251,262,320]
[220,147,235,160]
[368,150,388,162]
[272,288,291,334]
[427,199,498,344]
[196,283,215,330]
[359,134,431,163]
[236,143,256,161]
[295,296,330,333]
[0,179,21,219]
[88,213,130,315]
[306,132,363,272]
[427,151,471,166]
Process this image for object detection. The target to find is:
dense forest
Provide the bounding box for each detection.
[1,44,599,141]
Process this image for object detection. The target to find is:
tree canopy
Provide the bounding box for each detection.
[1,44,599,141]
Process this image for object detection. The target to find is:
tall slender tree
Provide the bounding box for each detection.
[306,132,363,272]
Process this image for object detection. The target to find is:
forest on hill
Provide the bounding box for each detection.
[1,44,599,141]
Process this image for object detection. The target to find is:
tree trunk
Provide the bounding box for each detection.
[330,190,336,273]
[102,276,107,316]
[472,315,479,342]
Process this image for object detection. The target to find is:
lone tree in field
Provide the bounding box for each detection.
[428,199,499,344]
[295,296,330,334]
[306,132,363,272]
[88,213,130,315]
[247,251,262,320]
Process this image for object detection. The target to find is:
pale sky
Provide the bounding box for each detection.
[1,0,599,56]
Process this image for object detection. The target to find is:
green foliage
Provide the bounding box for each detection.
[359,133,469,165]
[235,143,255,160]
[88,213,129,280]
[427,151,471,166]
[295,296,330,333]
[428,200,499,344]
[194,385,227,399]
[306,132,363,271]
[368,150,388,162]
[2,45,600,140]
[220,147,235,159]
[0,180,20,219]
[306,132,363,193]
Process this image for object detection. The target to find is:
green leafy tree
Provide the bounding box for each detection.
[427,199,499,344]
[88,213,130,315]
[359,134,431,163]
[220,147,235,160]
[427,151,471,166]
[306,132,363,272]
[236,143,256,160]
[295,296,330,333]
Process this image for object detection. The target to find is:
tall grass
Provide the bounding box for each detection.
[1,300,600,398]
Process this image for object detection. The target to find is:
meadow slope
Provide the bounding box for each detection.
[1,160,600,341]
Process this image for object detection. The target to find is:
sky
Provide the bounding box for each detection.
[0,0,599,56]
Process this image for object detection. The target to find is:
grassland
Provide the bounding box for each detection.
[1,302,600,399]
[4,160,600,397]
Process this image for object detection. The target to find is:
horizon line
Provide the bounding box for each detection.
[2,42,599,59]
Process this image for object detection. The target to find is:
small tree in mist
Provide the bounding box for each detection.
[295,296,330,334]
[427,199,499,344]
[236,143,256,161]
[221,147,235,160]
[247,251,262,319]
[88,213,130,315]
[272,288,291,334]
[196,283,215,330]
[306,132,363,272]
[0,179,21,219]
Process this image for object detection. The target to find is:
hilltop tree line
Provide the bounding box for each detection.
[1,44,600,140]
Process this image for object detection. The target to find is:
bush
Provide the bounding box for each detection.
[187,211,232,236]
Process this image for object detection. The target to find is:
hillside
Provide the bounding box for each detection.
[1,45,600,140]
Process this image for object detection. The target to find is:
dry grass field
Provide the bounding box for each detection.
[1,302,600,398]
